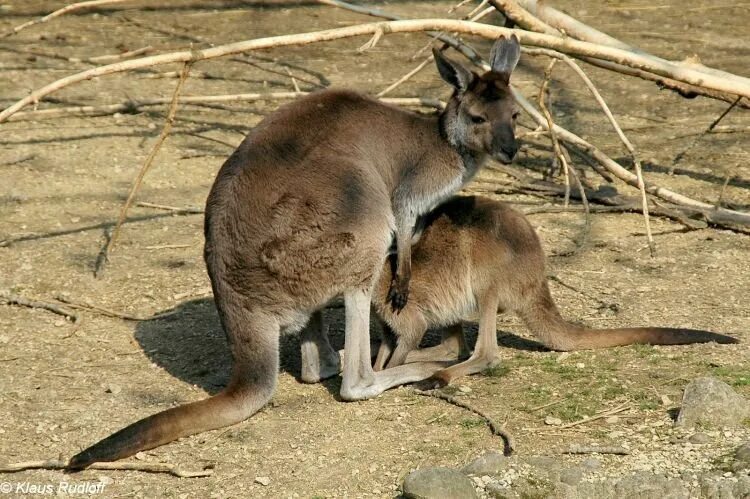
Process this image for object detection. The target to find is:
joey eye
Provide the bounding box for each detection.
[470,115,487,124]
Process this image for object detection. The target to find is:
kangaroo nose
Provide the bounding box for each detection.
[502,144,518,160]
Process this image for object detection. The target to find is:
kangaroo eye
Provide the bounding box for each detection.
[512,112,520,120]
[470,115,487,124]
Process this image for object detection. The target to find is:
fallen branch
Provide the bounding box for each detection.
[512,88,750,227]
[414,388,515,456]
[7,92,444,121]
[0,458,213,478]
[1,0,133,39]
[492,0,749,107]
[3,19,750,123]
[559,404,631,429]
[526,47,656,255]
[0,291,79,323]
[54,295,179,322]
[98,62,191,275]
[563,445,630,455]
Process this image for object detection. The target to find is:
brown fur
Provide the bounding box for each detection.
[372,196,738,385]
[67,37,523,468]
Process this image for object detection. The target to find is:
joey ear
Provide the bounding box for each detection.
[432,48,474,92]
[489,34,521,83]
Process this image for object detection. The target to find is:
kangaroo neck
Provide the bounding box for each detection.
[438,106,487,182]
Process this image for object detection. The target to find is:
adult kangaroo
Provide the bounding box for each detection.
[371,196,738,385]
[67,36,523,468]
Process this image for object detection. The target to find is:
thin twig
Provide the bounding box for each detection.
[715,173,735,209]
[563,445,630,455]
[54,295,179,321]
[377,6,495,97]
[136,201,204,214]
[538,59,570,205]
[98,62,191,275]
[8,93,443,121]
[559,404,631,429]
[0,458,213,478]
[0,291,79,323]
[672,96,742,170]
[0,154,35,166]
[1,0,133,38]
[88,46,153,63]
[536,62,591,252]
[413,388,515,456]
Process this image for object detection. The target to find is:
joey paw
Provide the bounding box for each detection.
[387,279,409,313]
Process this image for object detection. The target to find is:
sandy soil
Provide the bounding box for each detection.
[0,1,748,497]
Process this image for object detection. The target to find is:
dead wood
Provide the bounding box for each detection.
[7,93,443,122]
[563,445,630,455]
[495,0,750,108]
[414,388,515,456]
[0,291,79,323]
[0,458,213,478]
[54,295,179,322]
[1,0,133,39]
[3,19,750,123]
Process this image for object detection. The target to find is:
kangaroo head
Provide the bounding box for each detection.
[434,34,521,164]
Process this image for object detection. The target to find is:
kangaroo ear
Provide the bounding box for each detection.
[489,34,521,83]
[433,48,474,92]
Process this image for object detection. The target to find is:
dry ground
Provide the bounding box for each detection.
[0,1,748,497]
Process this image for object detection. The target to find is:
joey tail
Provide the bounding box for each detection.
[68,287,279,470]
[519,282,738,351]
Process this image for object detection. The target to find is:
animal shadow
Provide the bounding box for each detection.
[135,297,325,395]
[134,299,546,396]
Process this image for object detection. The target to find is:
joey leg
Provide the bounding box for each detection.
[300,310,341,383]
[424,294,502,388]
[373,323,397,372]
[404,323,469,364]
[339,289,453,400]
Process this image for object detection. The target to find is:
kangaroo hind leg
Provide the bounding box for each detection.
[300,310,341,383]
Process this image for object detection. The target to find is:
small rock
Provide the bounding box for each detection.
[462,451,507,476]
[688,432,711,444]
[403,467,477,499]
[254,476,271,486]
[575,362,585,369]
[605,416,620,424]
[458,385,472,394]
[104,384,121,395]
[676,377,750,428]
[544,416,562,426]
[732,441,750,471]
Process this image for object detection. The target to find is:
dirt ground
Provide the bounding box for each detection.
[0,1,748,497]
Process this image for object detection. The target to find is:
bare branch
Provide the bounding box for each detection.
[0,458,213,478]
[97,62,191,275]
[3,20,750,123]
[1,0,133,39]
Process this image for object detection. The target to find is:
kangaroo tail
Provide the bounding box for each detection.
[519,282,738,351]
[68,290,279,470]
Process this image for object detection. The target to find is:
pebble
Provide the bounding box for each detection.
[544,416,562,426]
[254,476,271,486]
